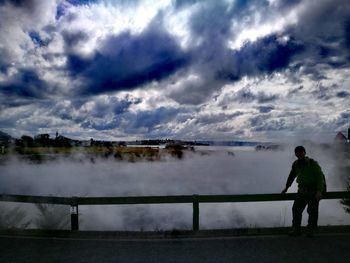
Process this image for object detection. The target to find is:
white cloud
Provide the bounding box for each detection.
[163,3,199,48]
[228,3,300,49]
[0,0,57,63]
[57,0,174,56]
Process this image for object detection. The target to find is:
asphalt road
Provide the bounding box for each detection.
[1,234,350,263]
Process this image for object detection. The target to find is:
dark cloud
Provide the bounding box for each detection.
[250,115,267,128]
[257,105,274,113]
[0,0,53,18]
[234,35,304,77]
[174,1,304,105]
[288,85,304,96]
[284,0,350,79]
[232,88,278,104]
[173,0,348,105]
[91,97,140,118]
[235,88,255,103]
[0,0,36,8]
[55,2,65,20]
[62,30,89,48]
[0,48,11,73]
[0,98,34,108]
[331,110,350,128]
[56,1,97,20]
[48,101,77,122]
[311,83,338,101]
[257,92,278,103]
[168,76,225,105]
[250,115,287,132]
[290,0,347,42]
[131,107,180,130]
[195,111,243,125]
[78,106,181,132]
[67,27,189,96]
[29,31,49,47]
[0,101,45,131]
[340,111,350,120]
[0,118,17,129]
[0,69,47,99]
[275,0,302,10]
[167,1,236,105]
[345,19,350,48]
[174,0,201,9]
[70,98,88,109]
[67,0,97,6]
[113,98,141,115]
[336,91,350,98]
[81,117,120,130]
[47,96,141,128]
[312,43,349,69]
[187,0,277,64]
[189,1,233,39]
[187,0,303,79]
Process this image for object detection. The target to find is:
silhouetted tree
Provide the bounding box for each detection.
[34,134,51,146]
[21,135,34,147]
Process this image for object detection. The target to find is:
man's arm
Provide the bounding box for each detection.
[282,163,297,194]
[312,160,325,200]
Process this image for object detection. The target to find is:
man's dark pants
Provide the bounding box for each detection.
[292,191,319,230]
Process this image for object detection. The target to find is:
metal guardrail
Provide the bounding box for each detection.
[1,191,349,231]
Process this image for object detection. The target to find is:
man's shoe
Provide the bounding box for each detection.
[288,228,302,236]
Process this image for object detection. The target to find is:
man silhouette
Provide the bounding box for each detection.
[282,146,326,237]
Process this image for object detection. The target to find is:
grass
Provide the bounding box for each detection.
[13,147,74,155]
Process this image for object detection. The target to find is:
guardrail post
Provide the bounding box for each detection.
[193,195,199,231]
[70,197,79,231]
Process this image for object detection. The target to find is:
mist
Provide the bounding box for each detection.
[0,144,349,231]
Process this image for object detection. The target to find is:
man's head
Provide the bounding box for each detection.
[294,146,306,160]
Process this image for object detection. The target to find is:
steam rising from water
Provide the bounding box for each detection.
[0,144,349,230]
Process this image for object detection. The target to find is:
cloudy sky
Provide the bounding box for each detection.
[0,0,349,141]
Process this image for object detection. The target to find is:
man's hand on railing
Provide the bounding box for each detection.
[281,187,288,194]
[315,191,322,201]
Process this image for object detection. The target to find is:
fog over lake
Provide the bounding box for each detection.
[1,144,349,231]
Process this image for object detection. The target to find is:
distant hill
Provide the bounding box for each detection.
[0,131,12,147]
[0,131,12,140]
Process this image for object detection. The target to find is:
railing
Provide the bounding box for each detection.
[1,191,349,231]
